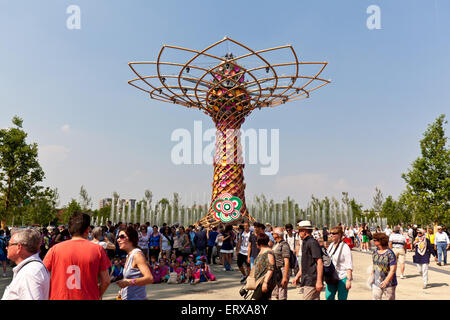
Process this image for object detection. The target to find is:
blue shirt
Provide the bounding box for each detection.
[207,231,218,247]
[265,231,274,243]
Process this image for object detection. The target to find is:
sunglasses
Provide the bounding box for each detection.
[330,232,339,235]
[118,234,128,240]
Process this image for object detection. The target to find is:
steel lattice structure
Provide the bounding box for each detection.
[128,37,330,227]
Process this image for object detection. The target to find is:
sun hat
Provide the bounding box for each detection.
[297,220,314,230]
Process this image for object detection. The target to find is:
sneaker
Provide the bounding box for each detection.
[423,284,427,289]
[223,268,227,271]
[400,275,404,279]
[437,263,441,266]
[2,273,6,277]
[240,275,248,283]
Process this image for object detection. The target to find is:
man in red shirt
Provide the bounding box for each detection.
[43,212,111,300]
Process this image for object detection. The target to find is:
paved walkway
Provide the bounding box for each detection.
[1,250,449,300]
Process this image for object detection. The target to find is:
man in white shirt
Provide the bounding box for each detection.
[435,226,450,266]
[384,225,392,237]
[2,228,50,300]
[389,226,407,278]
[236,222,251,283]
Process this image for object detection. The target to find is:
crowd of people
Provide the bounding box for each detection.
[0,211,448,301]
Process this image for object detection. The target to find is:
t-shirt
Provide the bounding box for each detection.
[248,233,259,259]
[372,249,397,288]
[300,236,322,287]
[272,240,291,268]
[284,232,297,252]
[43,239,111,300]
[389,233,406,249]
[207,231,218,247]
[194,230,207,249]
[238,231,251,256]
[384,228,392,236]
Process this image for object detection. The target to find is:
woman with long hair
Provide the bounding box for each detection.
[220,224,234,271]
[116,226,153,300]
[160,227,173,259]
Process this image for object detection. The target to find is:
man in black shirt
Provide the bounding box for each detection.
[292,220,323,300]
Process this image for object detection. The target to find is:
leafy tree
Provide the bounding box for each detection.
[63,198,82,223]
[372,187,384,215]
[401,115,450,225]
[380,195,401,225]
[79,185,92,212]
[0,116,45,227]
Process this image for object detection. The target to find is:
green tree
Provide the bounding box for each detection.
[79,185,92,212]
[0,116,45,227]
[372,187,384,215]
[380,195,401,225]
[63,198,82,223]
[401,115,450,225]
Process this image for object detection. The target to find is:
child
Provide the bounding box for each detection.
[110,258,124,283]
[200,256,216,281]
[149,256,161,284]
[186,255,196,283]
[159,258,170,283]
[173,258,186,283]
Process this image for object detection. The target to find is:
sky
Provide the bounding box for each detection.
[0,0,449,210]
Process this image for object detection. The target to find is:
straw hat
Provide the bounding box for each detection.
[297,220,314,230]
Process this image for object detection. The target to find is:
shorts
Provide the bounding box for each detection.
[392,247,406,264]
[362,235,369,243]
[237,253,249,268]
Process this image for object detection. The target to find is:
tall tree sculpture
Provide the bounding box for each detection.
[128,37,329,227]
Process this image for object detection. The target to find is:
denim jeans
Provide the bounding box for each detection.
[436,242,447,264]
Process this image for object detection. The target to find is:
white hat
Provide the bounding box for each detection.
[297,220,314,230]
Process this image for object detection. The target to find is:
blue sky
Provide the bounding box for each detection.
[0,0,449,209]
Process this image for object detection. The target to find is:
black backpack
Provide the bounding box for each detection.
[321,242,343,285]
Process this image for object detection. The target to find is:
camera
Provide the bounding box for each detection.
[239,288,248,297]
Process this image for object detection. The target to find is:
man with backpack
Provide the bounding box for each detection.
[292,221,323,300]
[271,227,291,300]
[236,222,251,283]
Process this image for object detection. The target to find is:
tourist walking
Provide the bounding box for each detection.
[43,212,111,300]
[413,229,436,289]
[251,233,275,300]
[206,226,218,264]
[435,226,449,266]
[247,222,266,269]
[116,226,153,300]
[271,227,291,300]
[325,226,353,300]
[220,224,235,271]
[236,222,251,283]
[148,226,161,261]
[369,233,397,300]
[389,226,407,279]
[292,221,324,300]
[284,224,299,276]
[1,228,50,300]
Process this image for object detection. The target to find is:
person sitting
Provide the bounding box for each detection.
[110,257,124,283]
[159,259,169,283]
